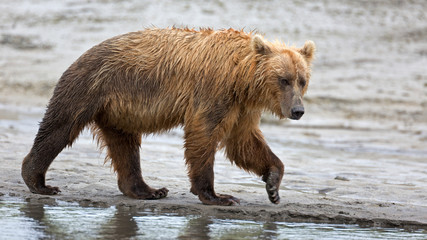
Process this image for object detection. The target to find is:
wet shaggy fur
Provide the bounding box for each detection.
[22,27,315,205]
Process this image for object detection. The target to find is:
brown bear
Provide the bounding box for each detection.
[22,27,315,206]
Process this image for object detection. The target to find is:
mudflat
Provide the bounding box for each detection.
[1,0,426,230]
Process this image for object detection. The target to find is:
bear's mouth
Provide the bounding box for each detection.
[288,115,302,120]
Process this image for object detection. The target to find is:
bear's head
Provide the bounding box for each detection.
[251,35,315,120]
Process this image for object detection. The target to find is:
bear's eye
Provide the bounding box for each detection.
[279,77,290,86]
[300,79,306,88]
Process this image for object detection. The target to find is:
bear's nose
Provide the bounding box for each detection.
[290,106,304,120]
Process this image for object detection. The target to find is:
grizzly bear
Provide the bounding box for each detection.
[22,27,315,206]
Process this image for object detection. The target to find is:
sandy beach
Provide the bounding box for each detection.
[1,0,426,230]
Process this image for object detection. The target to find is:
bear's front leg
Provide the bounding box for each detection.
[188,161,240,206]
[225,124,284,204]
[184,123,239,206]
[261,150,284,204]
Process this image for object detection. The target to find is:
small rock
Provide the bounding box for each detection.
[318,188,336,194]
[335,176,350,181]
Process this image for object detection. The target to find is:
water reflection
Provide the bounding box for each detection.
[177,216,211,239]
[99,206,139,239]
[19,198,54,239]
[0,197,426,240]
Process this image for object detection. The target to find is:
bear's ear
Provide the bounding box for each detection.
[252,35,272,55]
[299,40,316,62]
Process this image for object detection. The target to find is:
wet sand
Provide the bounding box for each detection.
[1,0,427,230]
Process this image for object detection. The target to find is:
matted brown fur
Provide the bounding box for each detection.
[22,27,315,205]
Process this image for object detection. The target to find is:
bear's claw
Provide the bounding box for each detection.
[265,171,281,204]
[147,187,169,199]
[197,192,240,206]
[122,183,169,200]
[267,186,280,204]
[219,194,241,205]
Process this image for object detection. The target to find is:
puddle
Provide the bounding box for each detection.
[0,196,425,240]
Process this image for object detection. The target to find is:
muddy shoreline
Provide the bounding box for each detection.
[3,190,427,231]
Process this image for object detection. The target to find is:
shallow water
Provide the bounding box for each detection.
[0,196,425,240]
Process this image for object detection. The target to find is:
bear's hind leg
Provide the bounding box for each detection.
[22,114,83,195]
[98,126,168,199]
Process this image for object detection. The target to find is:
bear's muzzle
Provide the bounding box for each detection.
[290,106,304,120]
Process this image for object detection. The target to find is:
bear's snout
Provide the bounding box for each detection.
[290,106,304,120]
